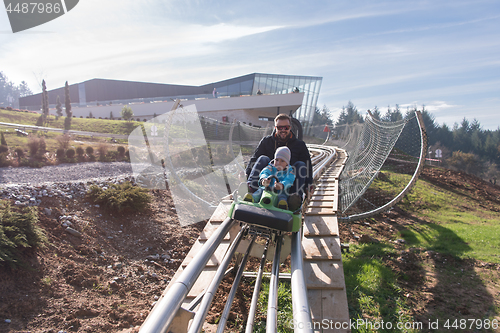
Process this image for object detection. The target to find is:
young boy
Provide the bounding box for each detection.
[244,146,295,210]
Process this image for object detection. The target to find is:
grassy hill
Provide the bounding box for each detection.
[341,166,500,332]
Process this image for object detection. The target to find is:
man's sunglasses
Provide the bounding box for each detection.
[276,125,290,131]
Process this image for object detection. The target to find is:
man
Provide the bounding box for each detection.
[245,114,313,211]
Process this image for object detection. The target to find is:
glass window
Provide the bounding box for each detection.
[217,85,227,97]
[240,79,253,95]
[227,83,240,96]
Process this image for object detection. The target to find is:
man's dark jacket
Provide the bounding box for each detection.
[245,131,313,187]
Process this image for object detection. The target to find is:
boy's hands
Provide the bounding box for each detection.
[261,177,283,190]
[261,178,271,187]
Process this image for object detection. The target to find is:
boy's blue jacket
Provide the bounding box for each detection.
[259,162,295,191]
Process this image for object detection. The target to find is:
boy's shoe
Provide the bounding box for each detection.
[278,199,288,210]
[243,193,254,203]
[288,193,302,212]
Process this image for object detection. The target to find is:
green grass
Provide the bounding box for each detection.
[372,170,500,264]
[0,109,142,135]
[397,175,500,264]
[0,109,202,155]
[343,168,500,331]
[343,243,418,333]
[254,280,294,333]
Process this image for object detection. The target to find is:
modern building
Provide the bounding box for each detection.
[19,73,322,130]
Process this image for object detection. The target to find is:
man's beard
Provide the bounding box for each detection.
[276,132,290,142]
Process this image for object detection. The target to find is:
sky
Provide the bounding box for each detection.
[1,0,499,129]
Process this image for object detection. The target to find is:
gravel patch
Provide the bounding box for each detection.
[0,162,134,187]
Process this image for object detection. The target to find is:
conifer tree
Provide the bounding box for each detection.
[55,95,63,118]
[41,80,49,126]
[64,81,72,130]
[1,132,7,146]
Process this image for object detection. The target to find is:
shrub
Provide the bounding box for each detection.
[56,148,65,161]
[86,182,151,214]
[76,147,84,157]
[117,146,126,156]
[106,150,118,161]
[0,153,10,167]
[0,145,8,154]
[0,201,47,267]
[97,143,108,161]
[66,148,75,159]
[85,146,94,155]
[56,134,71,149]
[27,136,46,158]
[14,148,24,158]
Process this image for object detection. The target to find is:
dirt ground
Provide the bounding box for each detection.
[1,166,499,332]
[0,189,206,333]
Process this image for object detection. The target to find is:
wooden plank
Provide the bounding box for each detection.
[320,289,350,322]
[302,236,342,260]
[187,267,219,298]
[198,222,230,241]
[310,195,335,202]
[315,187,336,192]
[181,240,230,267]
[311,191,336,196]
[318,290,350,333]
[308,289,350,333]
[303,215,339,237]
[304,261,345,290]
[209,201,232,222]
[307,289,322,330]
[308,201,334,209]
[316,182,336,187]
[306,208,336,215]
[331,191,339,212]
[317,178,337,183]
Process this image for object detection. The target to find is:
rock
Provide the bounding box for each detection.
[359,234,379,243]
[65,227,82,237]
[146,254,160,261]
[109,280,120,289]
[113,262,123,269]
[396,239,406,244]
[44,208,52,216]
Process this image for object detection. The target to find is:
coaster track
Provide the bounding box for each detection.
[139,144,347,333]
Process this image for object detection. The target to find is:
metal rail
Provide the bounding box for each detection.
[139,217,236,333]
[291,227,314,333]
[188,226,248,333]
[245,238,271,333]
[267,234,283,333]
[216,234,257,333]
